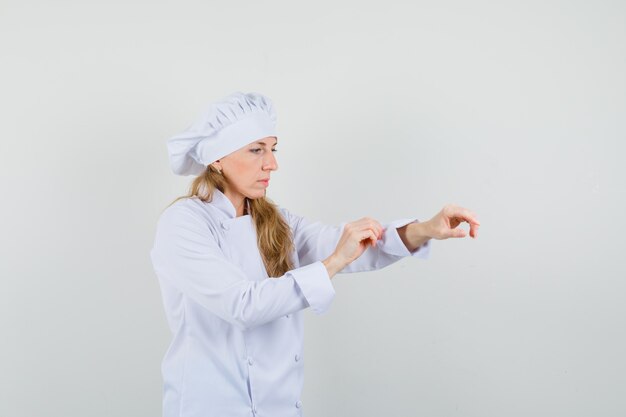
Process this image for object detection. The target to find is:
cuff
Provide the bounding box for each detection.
[381,218,432,259]
[290,261,336,315]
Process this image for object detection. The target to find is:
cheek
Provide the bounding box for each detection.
[229,158,259,180]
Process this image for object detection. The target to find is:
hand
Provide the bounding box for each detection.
[425,204,480,240]
[333,217,384,265]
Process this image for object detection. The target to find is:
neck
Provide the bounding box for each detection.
[222,189,247,217]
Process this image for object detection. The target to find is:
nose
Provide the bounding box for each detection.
[263,150,278,171]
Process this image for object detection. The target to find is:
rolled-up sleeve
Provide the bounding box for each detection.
[289,261,335,315]
[280,208,431,274]
[379,218,431,259]
[150,205,336,332]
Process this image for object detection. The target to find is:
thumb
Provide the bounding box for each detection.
[453,228,466,238]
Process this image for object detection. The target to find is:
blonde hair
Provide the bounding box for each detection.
[168,165,295,278]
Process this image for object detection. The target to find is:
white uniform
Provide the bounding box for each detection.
[150,188,431,417]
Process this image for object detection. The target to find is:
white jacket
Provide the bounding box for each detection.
[150,188,431,417]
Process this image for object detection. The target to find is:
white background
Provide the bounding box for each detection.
[1,1,625,416]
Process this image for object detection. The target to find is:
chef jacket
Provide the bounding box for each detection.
[149,188,431,417]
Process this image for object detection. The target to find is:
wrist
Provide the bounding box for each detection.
[408,221,433,241]
[322,254,345,279]
[400,221,432,252]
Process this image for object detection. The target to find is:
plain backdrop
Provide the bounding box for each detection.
[1,1,625,416]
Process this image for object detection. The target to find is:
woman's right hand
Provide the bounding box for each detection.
[323,217,384,278]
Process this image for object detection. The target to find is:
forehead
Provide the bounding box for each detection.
[250,136,278,146]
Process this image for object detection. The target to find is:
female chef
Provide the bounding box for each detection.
[150,91,480,417]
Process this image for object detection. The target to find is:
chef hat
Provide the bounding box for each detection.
[166,91,277,176]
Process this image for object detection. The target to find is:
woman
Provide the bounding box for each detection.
[150,91,480,417]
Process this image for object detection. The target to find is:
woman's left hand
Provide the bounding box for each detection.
[424,204,481,240]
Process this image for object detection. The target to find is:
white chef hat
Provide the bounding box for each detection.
[166,91,277,176]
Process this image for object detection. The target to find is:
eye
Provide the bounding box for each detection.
[250,148,278,154]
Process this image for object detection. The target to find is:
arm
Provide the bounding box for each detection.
[281,208,431,275]
[397,221,433,252]
[150,205,336,332]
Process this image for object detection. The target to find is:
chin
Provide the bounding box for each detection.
[247,190,266,200]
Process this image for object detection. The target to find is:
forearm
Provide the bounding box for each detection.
[324,219,430,277]
[322,255,345,280]
[397,221,432,252]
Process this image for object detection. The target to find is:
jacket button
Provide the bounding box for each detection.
[221,222,229,230]
[295,400,302,408]
[295,354,300,362]
[248,357,254,366]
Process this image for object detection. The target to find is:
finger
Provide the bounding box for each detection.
[442,222,467,238]
[369,224,383,240]
[357,217,383,233]
[470,222,480,238]
[355,229,372,242]
[466,209,480,226]
[368,230,377,247]
[449,207,480,227]
[359,229,378,247]
[372,220,384,239]
[354,218,384,240]
[469,213,480,239]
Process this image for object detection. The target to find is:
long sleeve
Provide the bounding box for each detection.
[150,205,336,332]
[280,208,431,274]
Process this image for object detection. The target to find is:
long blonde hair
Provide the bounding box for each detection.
[168,165,295,278]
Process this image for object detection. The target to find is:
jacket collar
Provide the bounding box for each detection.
[210,188,251,219]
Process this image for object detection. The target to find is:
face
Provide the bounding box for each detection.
[212,136,278,203]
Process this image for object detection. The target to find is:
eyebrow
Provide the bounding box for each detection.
[255,139,278,147]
